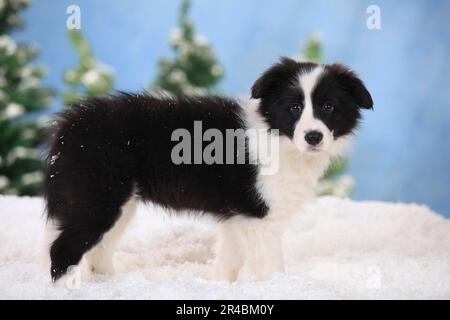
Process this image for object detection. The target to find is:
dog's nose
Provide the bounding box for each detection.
[305,131,323,146]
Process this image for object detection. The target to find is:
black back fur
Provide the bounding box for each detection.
[44,94,268,281]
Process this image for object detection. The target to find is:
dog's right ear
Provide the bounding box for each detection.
[251,57,301,99]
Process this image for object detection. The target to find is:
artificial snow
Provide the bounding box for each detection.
[0,195,449,299]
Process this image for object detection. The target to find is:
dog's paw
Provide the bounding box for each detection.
[210,265,240,282]
[236,265,260,282]
[51,265,83,288]
[236,262,281,282]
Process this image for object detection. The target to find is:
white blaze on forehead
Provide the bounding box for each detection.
[298,66,324,131]
[299,66,324,102]
[293,66,334,152]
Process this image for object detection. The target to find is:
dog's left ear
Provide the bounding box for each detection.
[329,64,373,109]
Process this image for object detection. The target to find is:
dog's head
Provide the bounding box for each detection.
[251,57,373,154]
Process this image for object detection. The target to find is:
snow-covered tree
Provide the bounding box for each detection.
[301,33,355,197]
[152,0,223,95]
[302,33,322,63]
[63,29,114,105]
[0,0,54,196]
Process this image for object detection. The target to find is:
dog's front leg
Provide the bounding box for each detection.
[212,217,247,282]
[237,218,285,281]
[213,215,286,282]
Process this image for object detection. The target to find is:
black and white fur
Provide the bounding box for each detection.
[43,57,373,283]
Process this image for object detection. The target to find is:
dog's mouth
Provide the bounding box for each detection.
[306,144,324,153]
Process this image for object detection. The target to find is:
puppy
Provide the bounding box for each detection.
[44,57,372,283]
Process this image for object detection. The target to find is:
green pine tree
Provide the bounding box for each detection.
[63,29,114,105]
[303,33,322,63]
[152,0,223,95]
[0,0,54,196]
[301,33,355,196]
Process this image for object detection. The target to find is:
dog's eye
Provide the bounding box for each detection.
[290,104,302,114]
[322,103,335,113]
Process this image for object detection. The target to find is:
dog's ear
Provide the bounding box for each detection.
[328,64,373,109]
[251,57,301,99]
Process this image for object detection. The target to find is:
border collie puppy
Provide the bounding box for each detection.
[44,57,373,283]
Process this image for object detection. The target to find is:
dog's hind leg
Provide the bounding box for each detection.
[48,199,130,282]
[85,196,137,276]
[47,170,135,284]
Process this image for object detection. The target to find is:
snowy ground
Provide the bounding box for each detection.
[0,195,449,300]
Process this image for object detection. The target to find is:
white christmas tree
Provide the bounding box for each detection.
[152,0,223,95]
[63,29,114,105]
[0,0,54,196]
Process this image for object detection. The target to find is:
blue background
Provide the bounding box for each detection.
[13,0,450,216]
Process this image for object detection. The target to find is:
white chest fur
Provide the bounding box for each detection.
[255,136,332,218]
